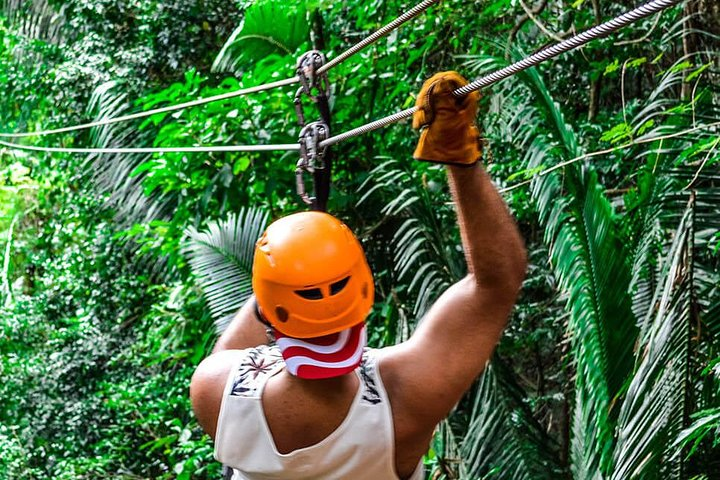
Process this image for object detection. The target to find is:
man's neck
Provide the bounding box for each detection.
[280,369,358,395]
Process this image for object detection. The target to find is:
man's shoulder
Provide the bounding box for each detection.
[190,345,283,438]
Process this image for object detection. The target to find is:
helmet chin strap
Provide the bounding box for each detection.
[251,296,270,326]
[251,296,276,342]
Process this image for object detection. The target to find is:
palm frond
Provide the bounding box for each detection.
[627,166,720,336]
[612,199,696,479]
[358,158,463,317]
[621,57,720,337]
[2,0,66,45]
[458,360,562,480]
[183,207,268,333]
[626,168,675,322]
[673,406,720,459]
[84,82,170,228]
[427,419,465,480]
[558,171,637,479]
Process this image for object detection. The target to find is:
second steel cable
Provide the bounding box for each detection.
[320,0,683,148]
[0,139,300,154]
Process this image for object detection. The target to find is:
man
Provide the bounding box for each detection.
[190,72,527,480]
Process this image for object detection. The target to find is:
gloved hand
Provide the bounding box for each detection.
[412,71,482,166]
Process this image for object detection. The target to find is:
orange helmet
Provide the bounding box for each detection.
[252,211,374,338]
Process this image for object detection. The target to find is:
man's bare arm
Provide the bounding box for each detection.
[380,73,526,432]
[212,296,269,352]
[382,165,526,424]
[191,296,269,437]
[449,166,526,288]
[190,350,242,438]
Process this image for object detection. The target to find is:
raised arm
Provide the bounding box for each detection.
[212,296,269,353]
[380,72,527,430]
[190,296,269,438]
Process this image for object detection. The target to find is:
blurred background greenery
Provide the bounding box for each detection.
[0,0,718,478]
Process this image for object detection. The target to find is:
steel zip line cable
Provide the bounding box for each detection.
[317,0,441,74]
[0,139,300,154]
[0,0,440,141]
[320,0,682,148]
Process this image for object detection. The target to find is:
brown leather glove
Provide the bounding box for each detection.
[412,71,481,166]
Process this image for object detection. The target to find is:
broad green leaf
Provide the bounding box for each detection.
[213,0,313,74]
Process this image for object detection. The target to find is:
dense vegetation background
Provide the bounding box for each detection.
[1,0,718,478]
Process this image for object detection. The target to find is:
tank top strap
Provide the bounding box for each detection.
[358,349,425,480]
[357,348,385,405]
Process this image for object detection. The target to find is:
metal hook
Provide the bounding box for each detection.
[295,159,314,205]
[294,50,330,128]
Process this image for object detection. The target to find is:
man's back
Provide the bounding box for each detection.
[204,346,424,479]
[195,276,520,479]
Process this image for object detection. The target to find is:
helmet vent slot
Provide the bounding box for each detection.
[330,276,351,296]
[295,288,323,300]
[275,306,289,322]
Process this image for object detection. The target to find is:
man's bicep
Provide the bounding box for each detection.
[384,277,516,421]
[414,278,512,388]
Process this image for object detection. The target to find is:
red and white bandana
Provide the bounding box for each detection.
[273,323,367,380]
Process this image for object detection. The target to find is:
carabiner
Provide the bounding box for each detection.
[298,122,329,171]
[296,121,330,204]
[296,50,330,101]
[295,159,314,205]
[294,87,307,127]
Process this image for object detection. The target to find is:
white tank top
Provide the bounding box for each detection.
[215,345,424,480]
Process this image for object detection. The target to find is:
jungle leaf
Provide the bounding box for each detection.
[184,207,269,333]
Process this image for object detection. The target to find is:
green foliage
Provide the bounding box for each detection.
[359,158,462,318]
[457,361,561,479]
[213,0,312,74]
[675,407,720,457]
[1,0,719,478]
[0,185,218,477]
[185,207,269,333]
[612,204,695,479]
